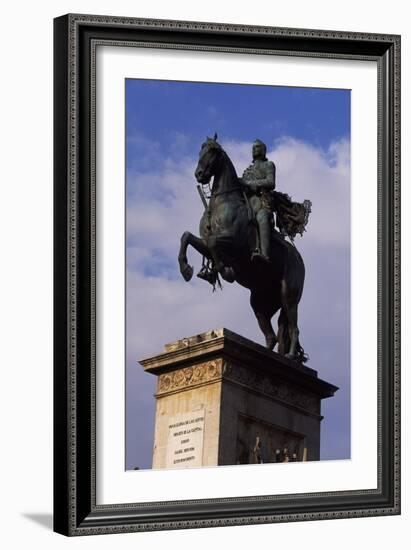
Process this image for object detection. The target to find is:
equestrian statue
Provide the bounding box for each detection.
[178,135,311,362]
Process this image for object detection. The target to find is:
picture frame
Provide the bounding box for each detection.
[53,13,400,536]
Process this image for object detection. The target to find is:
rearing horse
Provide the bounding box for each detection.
[178,136,306,361]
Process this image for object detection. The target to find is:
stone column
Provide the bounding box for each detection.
[138,328,338,469]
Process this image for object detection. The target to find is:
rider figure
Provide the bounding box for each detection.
[240,139,276,263]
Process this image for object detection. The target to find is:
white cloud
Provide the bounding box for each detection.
[126,137,350,274]
[224,136,350,247]
[126,136,350,367]
[127,270,260,362]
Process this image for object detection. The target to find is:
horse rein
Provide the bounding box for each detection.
[212,186,242,198]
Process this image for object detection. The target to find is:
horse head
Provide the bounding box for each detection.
[195,134,224,185]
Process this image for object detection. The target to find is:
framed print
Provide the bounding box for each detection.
[53,14,400,536]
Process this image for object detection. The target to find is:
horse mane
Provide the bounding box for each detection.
[205,138,238,180]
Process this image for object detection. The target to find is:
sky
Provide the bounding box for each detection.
[125,78,351,470]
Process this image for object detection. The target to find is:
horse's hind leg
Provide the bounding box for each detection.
[284,304,300,359]
[280,281,301,359]
[250,291,277,350]
[277,309,288,356]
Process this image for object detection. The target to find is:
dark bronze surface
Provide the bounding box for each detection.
[179,136,311,361]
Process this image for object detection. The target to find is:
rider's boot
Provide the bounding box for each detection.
[252,216,271,264]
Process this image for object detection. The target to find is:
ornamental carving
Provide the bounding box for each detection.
[157,359,320,413]
[222,361,319,414]
[157,360,223,394]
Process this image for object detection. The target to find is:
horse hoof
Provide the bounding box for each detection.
[181,264,193,281]
[221,267,235,283]
[285,352,295,360]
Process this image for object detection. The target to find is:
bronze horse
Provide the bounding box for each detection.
[178,136,306,361]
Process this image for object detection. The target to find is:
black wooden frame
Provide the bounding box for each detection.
[53,13,400,536]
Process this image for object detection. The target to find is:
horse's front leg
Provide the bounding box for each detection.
[178,231,211,281]
[207,234,236,283]
[250,290,278,350]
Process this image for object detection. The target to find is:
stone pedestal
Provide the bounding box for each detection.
[139,328,338,469]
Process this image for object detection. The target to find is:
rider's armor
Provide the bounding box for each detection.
[242,158,276,262]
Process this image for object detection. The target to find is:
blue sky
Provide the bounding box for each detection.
[126,80,350,173]
[125,78,351,470]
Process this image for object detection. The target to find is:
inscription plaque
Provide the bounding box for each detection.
[165,411,205,469]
